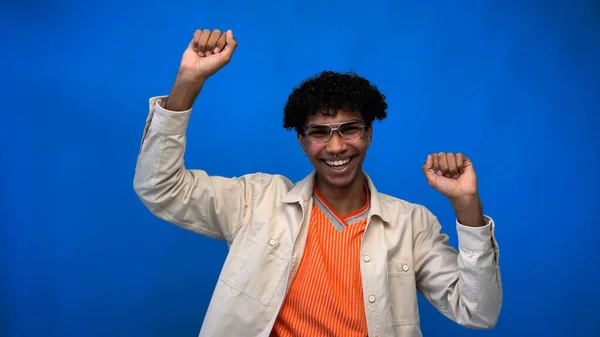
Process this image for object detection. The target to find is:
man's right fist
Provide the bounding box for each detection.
[178,29,237,82]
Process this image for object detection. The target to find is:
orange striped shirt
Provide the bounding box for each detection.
[270,184,370,337]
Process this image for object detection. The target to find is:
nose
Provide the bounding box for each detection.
[326,131,347,154]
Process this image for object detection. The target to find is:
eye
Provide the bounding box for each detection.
[339,122,364,137]
[307,127,330,137]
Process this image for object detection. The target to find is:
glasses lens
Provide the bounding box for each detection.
[306,125,332,143]
[339,121,364,139]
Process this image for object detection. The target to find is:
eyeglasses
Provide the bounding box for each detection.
[302,120,367,144]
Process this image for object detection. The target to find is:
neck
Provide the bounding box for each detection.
[315,173,367,217]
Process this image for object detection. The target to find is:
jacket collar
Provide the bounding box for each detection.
[281,170,391,224]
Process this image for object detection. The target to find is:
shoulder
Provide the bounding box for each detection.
[237,171,315,205]
[375,191,438,231]
[234,172,296,196]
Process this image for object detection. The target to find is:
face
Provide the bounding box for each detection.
[298,110,372,190]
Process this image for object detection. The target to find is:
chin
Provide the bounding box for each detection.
[323,175,354,188]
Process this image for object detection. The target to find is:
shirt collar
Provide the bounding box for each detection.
[281,170,391,224]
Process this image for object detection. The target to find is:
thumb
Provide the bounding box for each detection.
[461,156,475,175]
[221,30,238,58]
[421,154,437,182]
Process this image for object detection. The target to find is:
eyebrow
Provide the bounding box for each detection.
[305,119,363,127]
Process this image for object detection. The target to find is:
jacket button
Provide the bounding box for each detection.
[368,295,376,303]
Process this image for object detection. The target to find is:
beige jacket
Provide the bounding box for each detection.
[133,96,503,337]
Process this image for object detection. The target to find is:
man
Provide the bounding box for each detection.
[133,28,503,337]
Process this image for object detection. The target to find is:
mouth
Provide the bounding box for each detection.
[322,156,354,171]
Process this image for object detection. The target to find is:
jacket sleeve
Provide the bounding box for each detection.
[133,96,260,241]
[414,213,503,329]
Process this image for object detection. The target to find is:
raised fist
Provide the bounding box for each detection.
[178,29,237,82]
[422,152,478,200]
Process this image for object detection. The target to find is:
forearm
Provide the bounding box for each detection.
[417,216,502,329]
[456,232,502,328]
[164,72,206,111]
[133,99,199,230]
[450,194,485,227]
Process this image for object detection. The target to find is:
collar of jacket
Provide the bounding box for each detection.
[280,170,391,224]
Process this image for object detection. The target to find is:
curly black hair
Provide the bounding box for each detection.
[283,71,388,134]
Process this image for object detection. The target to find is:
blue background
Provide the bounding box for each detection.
[2,1,599,336]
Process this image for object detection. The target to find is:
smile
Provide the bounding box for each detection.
[323,157,353,170]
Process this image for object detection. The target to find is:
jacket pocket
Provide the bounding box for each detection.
[221,235,288,307]
[387,262,420,326]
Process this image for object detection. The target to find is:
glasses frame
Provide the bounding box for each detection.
[302,120,368,144]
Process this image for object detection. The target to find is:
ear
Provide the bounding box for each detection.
[365,127,373,145]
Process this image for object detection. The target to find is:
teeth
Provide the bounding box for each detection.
[325,158,351,166]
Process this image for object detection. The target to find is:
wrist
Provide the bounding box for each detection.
[176,68,208,85]
[450,194,485,227]
[449,193,480,210]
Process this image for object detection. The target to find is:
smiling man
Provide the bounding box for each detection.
[133,28,503,337]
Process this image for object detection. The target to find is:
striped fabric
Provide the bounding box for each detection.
[270,184,370,337]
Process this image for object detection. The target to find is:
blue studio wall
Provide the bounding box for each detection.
[1,1,599,336]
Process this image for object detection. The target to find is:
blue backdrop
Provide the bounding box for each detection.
[2,1,599,336]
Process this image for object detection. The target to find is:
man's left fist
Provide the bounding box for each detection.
[422,152,478,200]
